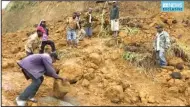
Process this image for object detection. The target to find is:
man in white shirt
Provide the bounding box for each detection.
[153,24,170,67]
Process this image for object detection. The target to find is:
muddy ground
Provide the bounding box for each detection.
[2,1,190,106]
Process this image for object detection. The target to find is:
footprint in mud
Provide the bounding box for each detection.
[35,96,80,106]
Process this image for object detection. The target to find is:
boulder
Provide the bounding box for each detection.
[2,62,9,69]
[11,47,21,54]
[59,63,83,81]
[89,53,102,65]
[81,79,90,87]
[185,87,190,96]
[176,63,184,70]
[162,66,175,71]
[53,79,71,99]
[168,86,179,93]
[181,70,190,79]
[83,72,95,81]
[105,85,124,103]
[170,72,182,79]
[147,96,156,103]
[168,57,184,67]
[85,62,99,69]
[16,52,26,60]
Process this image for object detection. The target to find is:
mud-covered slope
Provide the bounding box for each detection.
[2,1,190,106]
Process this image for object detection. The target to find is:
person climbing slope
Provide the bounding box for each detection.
[37,20,56,53]
[38,19,49,36]
[25,27,43,56]
[16,52,67,106]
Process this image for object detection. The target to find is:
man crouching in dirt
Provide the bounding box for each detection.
[153,24,171,67]
[66,15,78,48]
[16,52,67,106]
[25,27,43,56]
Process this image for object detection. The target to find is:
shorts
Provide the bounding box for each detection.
[67,29,77,41]
[111,19,119,31]
[85,27,92,37]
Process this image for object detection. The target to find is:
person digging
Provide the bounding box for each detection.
[16,52,67,106]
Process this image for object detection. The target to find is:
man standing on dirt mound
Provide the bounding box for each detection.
[38,20,56,54]
[110,1,119,38]
[66,15,78,48]
[84,8,97,39]
[16,52,67,106]
[25,27,43,56]
[153,24,171,67]
[74,12,86,42]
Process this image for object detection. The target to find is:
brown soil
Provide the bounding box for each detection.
[2,1,190,106]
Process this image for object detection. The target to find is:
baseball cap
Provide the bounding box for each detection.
[50,52,60,60]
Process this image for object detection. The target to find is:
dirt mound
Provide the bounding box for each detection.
[2,1,190,106]
[53,79,71,99]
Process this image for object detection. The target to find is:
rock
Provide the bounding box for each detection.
[168,86,179,93]
[89,53,102,65]
[162,66,175,71]
[124,97,131,103]
[176,63,184,70]
[168,79,175,86]
[16,52,26,60]
[2,62,9,69]
[53,79,71,99]
[181,70,190,79]
[4,60,15,68]
[83,72,95,81]
[168,57,184,67]
[185,87,190,96]
[105,39,116,47]
[87,68,94,72]
[105,85,124,103]
[22,38,27,42]
[60,63,83,80]
[121,80,131,91]
[148,96,156,103]
[11,47,21,54]
[139,91,148,103]
[170,72,182,79]
[82,79,90,87]
[58,20,63,22]
[85,62,98,69]
[174,79,184,86]
[131,96,140,103]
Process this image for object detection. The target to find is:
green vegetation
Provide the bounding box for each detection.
[5,1,37,12]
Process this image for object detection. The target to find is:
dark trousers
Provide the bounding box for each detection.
[19,72,44,100]
[39,40,56,53]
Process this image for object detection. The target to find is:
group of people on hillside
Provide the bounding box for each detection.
[15,1,171,106]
